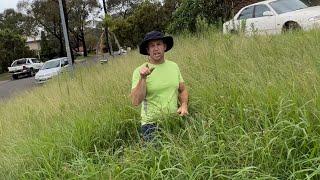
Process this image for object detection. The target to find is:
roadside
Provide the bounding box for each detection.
[0,77,35,101]
[0,73,10,82]
[0,54,118,102]
[0,54,124,101]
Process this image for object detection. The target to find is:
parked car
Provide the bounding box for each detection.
[35,57,69,84]
[114,48,127,55]
[8,58,43,79]
[223,0,320,35]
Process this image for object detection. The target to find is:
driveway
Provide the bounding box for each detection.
[0,77,36,101]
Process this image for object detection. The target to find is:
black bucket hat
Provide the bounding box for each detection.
[139,31,174,55]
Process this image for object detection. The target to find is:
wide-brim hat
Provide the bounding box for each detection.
[139,31,174,55]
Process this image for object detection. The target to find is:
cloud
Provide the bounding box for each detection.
[0,0,19,12]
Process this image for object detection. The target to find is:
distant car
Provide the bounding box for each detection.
[114,48,127,55]
[35,57,69,84]
[223,0,320,35]
[8,58,43,79]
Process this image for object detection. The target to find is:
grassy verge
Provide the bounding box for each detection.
[1,29,320,179]
[0,72,10,81]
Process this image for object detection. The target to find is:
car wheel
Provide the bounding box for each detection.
[230,29,238,34]
[29,68,35,77]
[283,22,301,33]
[12,74,18,80]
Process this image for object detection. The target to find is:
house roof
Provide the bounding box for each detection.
[26,36,41,43]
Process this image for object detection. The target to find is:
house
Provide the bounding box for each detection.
[26,36,41,51]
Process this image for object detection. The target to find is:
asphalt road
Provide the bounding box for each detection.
[0,76,36,102]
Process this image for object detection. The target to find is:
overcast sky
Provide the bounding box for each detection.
[0,0,20,12]
[0,0,105,13]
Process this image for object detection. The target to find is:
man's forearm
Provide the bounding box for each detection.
[131,78,147,106]
[179,89,188,107]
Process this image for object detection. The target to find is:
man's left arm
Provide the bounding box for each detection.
[177,82,189,116]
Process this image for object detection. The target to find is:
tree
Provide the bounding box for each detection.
[102,0,112,55]
[0,8,35,36]
[85,27,102,53]
[19,0,100,58]
[303,0,320,5]
[108,1,170,48]
[68,0,100,57]
[167,0,261,33]
[19,0,67,57]
[0,29,35,73]
[167,0,201,33]
[105,0,142,18]
[40,31,60,60]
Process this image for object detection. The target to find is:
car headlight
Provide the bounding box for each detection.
[309,15,320,21]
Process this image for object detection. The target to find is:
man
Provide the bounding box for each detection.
[130,31,189,142]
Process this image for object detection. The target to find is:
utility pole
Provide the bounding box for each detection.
[102,0,113,57]
[62,0,75,63]
[58,0,74,74]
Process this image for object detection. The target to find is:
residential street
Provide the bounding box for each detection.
[0,54,114,102]
[0,76,35,101]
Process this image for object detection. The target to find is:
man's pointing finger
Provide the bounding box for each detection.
[149,67,155,73]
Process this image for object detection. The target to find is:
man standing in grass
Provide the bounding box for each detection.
[130,31,189,142]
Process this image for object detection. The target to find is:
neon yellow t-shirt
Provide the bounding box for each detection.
[131,60,184,124]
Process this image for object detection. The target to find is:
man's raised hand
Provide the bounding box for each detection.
[140,64,155,79]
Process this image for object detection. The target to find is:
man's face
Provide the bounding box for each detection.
[147,40,166,61]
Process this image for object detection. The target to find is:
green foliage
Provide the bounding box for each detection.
[0,8,37,72]
[40,31,61,61]
[68,0,100,56]
[167,0,201,33]
[85,28,103,52]
[195,15,210,33]
[0,8,34,36]
[21,0,100,57]
[303,0,320,5]
[21,0,67,57]
[168,0,232,33]
[1,30,320,178]
[109,1,172,48]
[104,15,113,29]
[105,0,141,18]
[105,0,232,46]
[0,29,35,73]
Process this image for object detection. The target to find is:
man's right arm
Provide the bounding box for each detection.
[130,64,154,106]
[131,77,147,106]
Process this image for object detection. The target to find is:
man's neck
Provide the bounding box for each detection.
[149,58,165,65]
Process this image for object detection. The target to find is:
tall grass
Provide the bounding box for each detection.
[1,29,320,179]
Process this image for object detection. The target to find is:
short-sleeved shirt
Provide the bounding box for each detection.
[131,60,184,124]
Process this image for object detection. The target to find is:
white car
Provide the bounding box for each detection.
[223,0,320,35]
[8,58,43,79]
[35,57,69,84]
[114,48,127,55]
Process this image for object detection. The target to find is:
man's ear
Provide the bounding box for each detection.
[164,43,167,51]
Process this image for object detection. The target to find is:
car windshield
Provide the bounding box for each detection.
[41,60,61,70]
[270,0,308,14]
[31,58,41,63]
[12,59,27,66]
